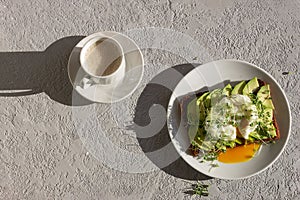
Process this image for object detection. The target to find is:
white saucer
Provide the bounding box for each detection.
[68,31,144,103]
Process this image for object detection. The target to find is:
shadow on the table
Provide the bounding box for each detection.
[133,63,213,181]
[0,36,92,106]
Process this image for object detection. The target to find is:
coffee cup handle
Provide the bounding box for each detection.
[78,75,98,89]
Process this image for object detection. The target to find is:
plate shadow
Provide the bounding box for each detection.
[133,63,213,181]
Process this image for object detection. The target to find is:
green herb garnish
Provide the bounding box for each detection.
[210,163,219,168]
[202,152,218,161]
[192,181,209,196]
[282,71,294,75]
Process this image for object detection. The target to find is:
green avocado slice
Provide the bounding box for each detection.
[232,80,246,95]
[264,108,273,121]
[243,77,260,95]
[257,84,274,109]
[188,125,199,142]
[197,92,209,122]
[187,98,200,125]
[196,92,209,105]
[207,89,223,107]
[222,83,232,96]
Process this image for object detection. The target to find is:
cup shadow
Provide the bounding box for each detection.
[0,36,93,106]
[133,63,213,181]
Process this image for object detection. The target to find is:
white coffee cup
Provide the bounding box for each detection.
[80,36,126,85]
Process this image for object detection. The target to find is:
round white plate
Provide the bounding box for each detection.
[68,31,144,103]
[167,59,291,179]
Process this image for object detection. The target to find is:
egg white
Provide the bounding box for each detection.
[205,94,258,140]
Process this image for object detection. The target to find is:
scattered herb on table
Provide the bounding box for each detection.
[282,71,294,75]
[192,181,209,196]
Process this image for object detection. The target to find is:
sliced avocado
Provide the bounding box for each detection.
[257,85,270,99]
[187,98,200,125]
[196,92,209,122]
[264,108,273,121]
[232,80,246,95]
[268,129,277,138]
[204,93,211,108]
[262,124,277,138]
[222,83,232,96]
[261,108,277,138]
[188,125,198,142]
[199,103,207,122]
[208,89,223,106]
[262,99,274,109]
[242,77,260,95]
[257,84,275,109]
[196,92,209,105]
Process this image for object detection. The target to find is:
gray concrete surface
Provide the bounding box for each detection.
[0,0,299,199]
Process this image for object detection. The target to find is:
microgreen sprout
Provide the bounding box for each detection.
[192,181,209,196]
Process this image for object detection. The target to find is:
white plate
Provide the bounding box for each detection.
[167,59,291,179]
[68,31,144,103]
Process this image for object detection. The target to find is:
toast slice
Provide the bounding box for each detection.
[179,78,280,156]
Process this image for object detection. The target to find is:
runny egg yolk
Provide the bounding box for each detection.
[218,143,261,163]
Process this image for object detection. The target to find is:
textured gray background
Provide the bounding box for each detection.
[0,0,299,199]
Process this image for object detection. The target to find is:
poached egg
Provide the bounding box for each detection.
[204,94,258,140]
